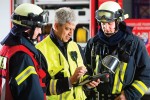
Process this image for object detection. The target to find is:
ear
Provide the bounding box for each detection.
[54,23,59,31]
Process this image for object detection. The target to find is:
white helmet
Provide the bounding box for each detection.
[95,1,129,23]
[11,3,49,28]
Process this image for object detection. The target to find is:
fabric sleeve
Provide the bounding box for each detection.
[9,52,45,100]
[124,39,150,100]
[47,77,70,95]
[38,51,70,96]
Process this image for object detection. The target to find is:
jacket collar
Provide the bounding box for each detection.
[1,32,39,57]
[97,29,125,46]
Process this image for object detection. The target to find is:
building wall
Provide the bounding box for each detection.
[0,0,11,48]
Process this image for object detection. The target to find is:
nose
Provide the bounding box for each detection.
[102,23,111,33]
[69,29,74,36]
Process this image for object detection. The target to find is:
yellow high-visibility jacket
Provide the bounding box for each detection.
[36,35,86,100]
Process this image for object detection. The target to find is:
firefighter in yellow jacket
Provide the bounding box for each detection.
[36,7,100,100]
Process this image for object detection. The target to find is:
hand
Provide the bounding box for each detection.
[70,66,87,84]
[115,91,127,100]
[86,79,100,89]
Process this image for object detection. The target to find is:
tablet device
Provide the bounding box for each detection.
[78,73,109,86]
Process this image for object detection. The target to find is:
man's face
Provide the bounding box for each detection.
[55,22,76,42]
[32,27,42,39]
[25,27,42,39]
[101,21,116,37]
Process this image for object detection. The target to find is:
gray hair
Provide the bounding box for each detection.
[53,7,77,25]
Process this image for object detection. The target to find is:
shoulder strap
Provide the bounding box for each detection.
[118,33,138,63]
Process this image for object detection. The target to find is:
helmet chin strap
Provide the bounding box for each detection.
[23,28,38,45]
[115,20,120,32]
[31,39,38,45]
[30,28,39,45]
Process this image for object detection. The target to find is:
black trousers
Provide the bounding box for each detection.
[85,90,119,100]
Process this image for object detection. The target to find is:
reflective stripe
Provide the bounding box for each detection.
[15,66,37,85]
[118,63,127,92]
[1,78,6,100]
[50,79,57,95]
[0,56,7,69]
[112,65,120,94]
[60,94,62,100]
[112,62,127,94]
[132,80,148,96]
[94,55,100,74]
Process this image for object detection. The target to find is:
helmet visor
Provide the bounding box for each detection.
[32,11,49,27]
[40,10,49,24]
[95,10,115,22]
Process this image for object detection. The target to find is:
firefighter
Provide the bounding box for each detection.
[84,1,150,100]
[36,7,100,100]
[0,3,50,100]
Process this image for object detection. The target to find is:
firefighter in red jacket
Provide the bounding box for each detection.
[0,3,50,100]
[84,1,150,100]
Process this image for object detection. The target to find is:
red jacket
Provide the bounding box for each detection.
[0,45,47,100]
